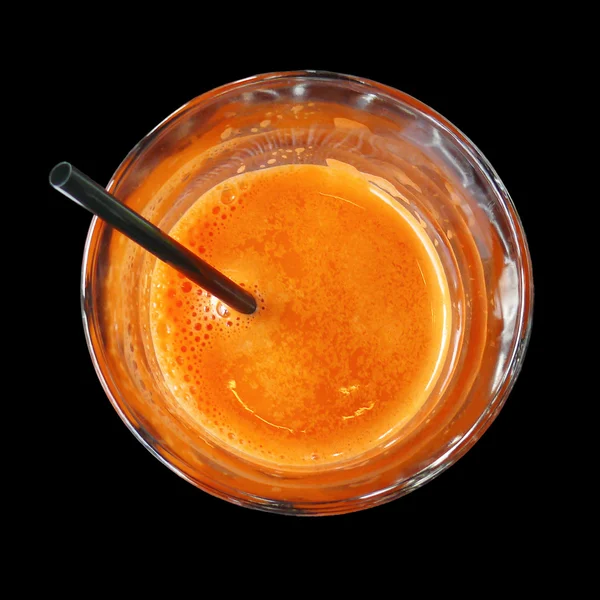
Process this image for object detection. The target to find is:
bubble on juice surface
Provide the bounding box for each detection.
[220,187,236,205]
[216,302,230,318]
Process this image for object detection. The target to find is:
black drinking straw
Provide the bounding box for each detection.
[49,162,257,315]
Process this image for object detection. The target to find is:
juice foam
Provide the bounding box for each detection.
[150,164,450,466]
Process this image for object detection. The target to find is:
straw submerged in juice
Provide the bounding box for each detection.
[150,163,451,466]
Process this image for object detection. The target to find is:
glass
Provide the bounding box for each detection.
[82,71,533,515]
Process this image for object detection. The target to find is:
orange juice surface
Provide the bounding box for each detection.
[150,164,450,466]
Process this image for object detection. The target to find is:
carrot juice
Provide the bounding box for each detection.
[149,162,451,467]
[81,73,533,513]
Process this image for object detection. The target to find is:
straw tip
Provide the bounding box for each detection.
[49,162,73,188]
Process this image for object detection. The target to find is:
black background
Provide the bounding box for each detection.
[39,38,554,551]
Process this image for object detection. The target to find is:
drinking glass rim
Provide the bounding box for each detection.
[80,70,534,513]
